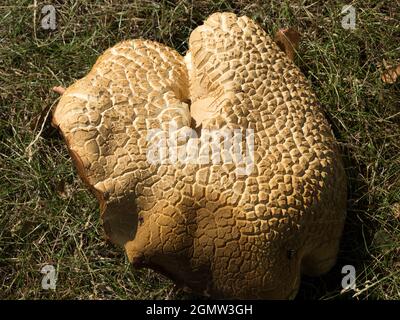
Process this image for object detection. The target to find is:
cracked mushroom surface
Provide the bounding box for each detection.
[52,12,347,299]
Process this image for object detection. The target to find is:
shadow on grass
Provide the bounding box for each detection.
[296,120,375,300]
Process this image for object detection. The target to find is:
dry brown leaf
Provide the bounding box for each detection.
[274,28,301,61]
[381,64,400,84]
[53,86,66,95]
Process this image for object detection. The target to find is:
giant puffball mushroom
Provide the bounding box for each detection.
[52,12,347,299]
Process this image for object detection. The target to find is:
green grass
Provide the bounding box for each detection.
[0,0,399,300]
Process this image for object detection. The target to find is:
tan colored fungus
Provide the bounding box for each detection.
[52,12,347,299]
